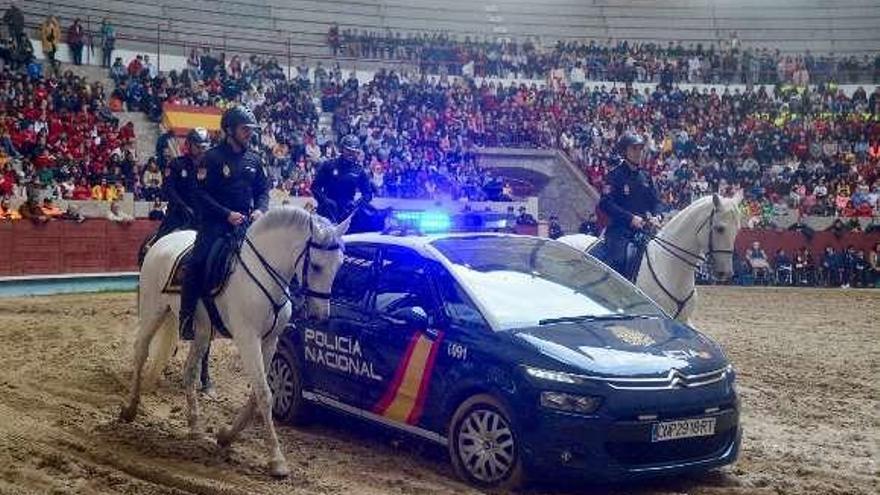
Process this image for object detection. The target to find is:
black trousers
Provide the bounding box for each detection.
[180,223,229,388]
[605,226,636,280]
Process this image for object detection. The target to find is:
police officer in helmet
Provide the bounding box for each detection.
[598,132,661,280]
[155,127,211,239]
[311,134,372,223]
[178,106,269,390]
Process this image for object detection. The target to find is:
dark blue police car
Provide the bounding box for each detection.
[268,233,740,489]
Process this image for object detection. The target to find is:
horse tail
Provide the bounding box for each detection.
[142,312,177,391]
[136,238,180,392]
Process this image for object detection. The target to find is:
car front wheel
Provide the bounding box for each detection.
[448,394,524,490]
[268,343,309,424]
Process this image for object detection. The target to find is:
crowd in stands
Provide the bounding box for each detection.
[723,240,880,288]
[2,5,880,229]
[328,26,880,85]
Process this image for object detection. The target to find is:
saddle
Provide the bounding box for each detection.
[587,235,648,283]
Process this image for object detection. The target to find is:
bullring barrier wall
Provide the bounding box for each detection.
[1,220,877,278]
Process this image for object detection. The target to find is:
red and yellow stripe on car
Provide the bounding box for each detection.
[374,331,444,425]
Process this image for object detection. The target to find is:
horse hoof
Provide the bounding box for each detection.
[269,459,290,478]
[119,405,136,422]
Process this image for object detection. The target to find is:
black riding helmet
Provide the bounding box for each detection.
[339,134,361,152]
[617,132,645,154]
[186,127,211,149]
[220,105,258,134]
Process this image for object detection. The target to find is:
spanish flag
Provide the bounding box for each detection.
[161,104,222,136]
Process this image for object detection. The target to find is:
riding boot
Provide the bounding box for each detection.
[179,261,202,341]
[199,340,214,394]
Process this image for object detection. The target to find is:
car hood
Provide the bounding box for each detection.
[512,317,727,378]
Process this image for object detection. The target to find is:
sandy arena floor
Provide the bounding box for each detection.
[0,287,877,495]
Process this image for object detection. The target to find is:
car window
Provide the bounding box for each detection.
[332,244,378,308]
[433,267,490,331]
[431,236,663,330]
[373,247,431,317]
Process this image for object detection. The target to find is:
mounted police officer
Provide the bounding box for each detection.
[179,106,269,392]
[311,134,373,224]
[598,133,661,281]
[154,128,211,239]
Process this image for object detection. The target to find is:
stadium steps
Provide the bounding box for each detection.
[57,63,115,90]
[117,111,161,163]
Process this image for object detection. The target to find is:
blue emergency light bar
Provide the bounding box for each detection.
[392,210,452,233]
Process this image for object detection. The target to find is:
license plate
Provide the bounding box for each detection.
[651,417,716,442]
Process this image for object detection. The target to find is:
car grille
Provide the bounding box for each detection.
[605,430,736,466]
[588,367,730,391]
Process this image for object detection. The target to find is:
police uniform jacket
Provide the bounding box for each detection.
[163,155,199,217]
[195,142,269,230]
[598,160,661,233]
[311,158,373,214]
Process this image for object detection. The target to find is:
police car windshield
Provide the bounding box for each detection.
[431,237,663,331]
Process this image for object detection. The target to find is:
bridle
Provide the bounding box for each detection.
[236,219,342,338]
[643,204,734,318]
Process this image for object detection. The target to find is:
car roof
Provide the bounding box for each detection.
[341,232,539,259]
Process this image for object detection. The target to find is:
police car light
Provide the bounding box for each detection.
[392,211,451,233]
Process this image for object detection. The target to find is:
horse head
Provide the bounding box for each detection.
[703,191,743,281]
[295,212,352,321]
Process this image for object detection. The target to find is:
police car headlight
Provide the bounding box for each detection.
[523,366,586,384]
[540,391,602,414]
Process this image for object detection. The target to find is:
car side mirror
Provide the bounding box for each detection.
[390,306,429,328]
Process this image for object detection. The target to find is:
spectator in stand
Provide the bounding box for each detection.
[67,19,86,66]
[0,197,20,220]
[18,197,49,223]
[40,16,61,73]
[60,203,86,223]
[820,246,842,287]
[40,197,63,218]
[100,18,115,68]
[774,248,793,285]
[516,206,537,226]
[141,158,163,201]
[106,200,133,223]
[147,199,165,221]
[3,2,24,40]
[548,215,564,239]
[91,179,117,201]
[869,243,880,287]
[793,247,814,285]
[746,241,771,280]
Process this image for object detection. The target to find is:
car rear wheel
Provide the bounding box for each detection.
[448,394,524,490]
[268,343,309,424]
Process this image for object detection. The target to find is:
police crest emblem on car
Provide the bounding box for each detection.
[609,325,655,346]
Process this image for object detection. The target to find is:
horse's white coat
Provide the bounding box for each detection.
[120,207,349,477]
[559,194,742,324]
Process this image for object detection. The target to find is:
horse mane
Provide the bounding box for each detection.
[663,194,741,233]
[249,206,340,245]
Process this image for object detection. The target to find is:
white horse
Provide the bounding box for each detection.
[120,206,350,477]
[559,193,742,324]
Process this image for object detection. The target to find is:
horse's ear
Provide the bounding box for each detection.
[335,213,353,237]
[731,188,744,205]
[712,193,722,209]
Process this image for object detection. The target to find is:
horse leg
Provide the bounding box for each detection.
[183,315,211,440]
[216,392,256,448]
[217,317,286,449]
[235,332,289,478]
[120,308,167,422]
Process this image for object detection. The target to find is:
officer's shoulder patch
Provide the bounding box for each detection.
[222,164,231,178]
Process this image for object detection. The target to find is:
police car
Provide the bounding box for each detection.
[268,231,740,489]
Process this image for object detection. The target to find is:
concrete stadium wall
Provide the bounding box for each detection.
[11,0,880,57]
